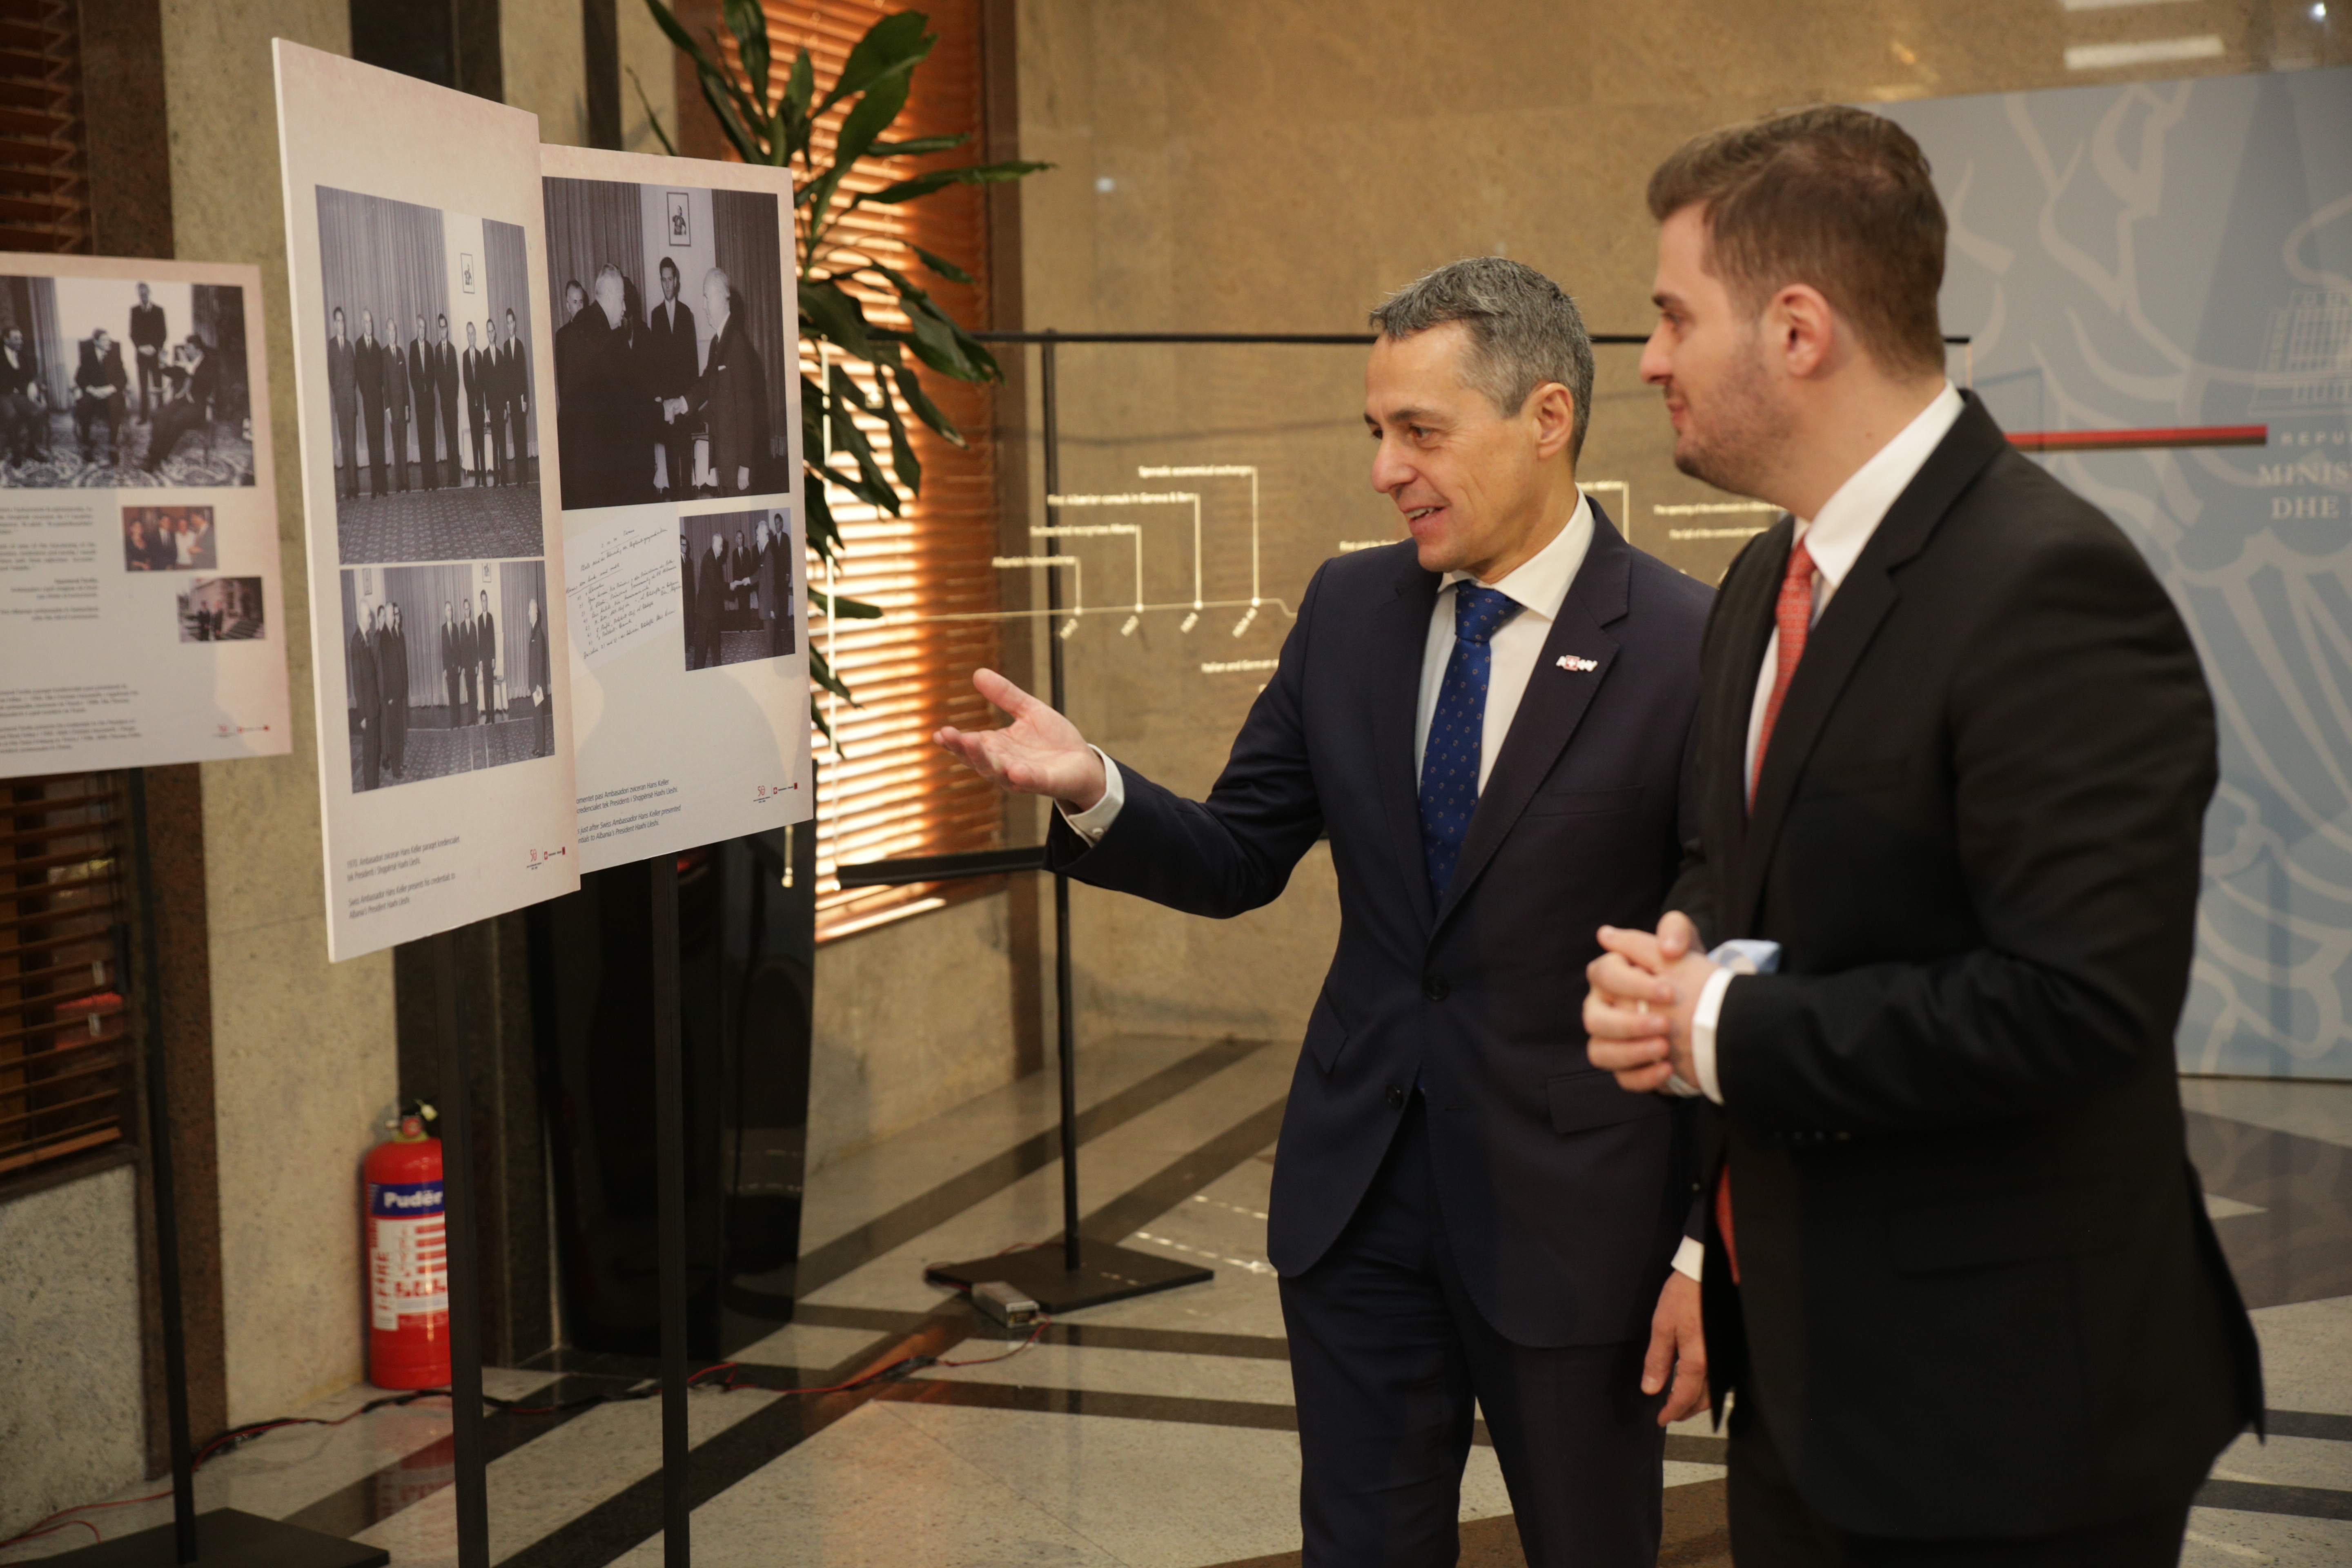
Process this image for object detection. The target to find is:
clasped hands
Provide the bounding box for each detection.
[1583,910,1715,1094]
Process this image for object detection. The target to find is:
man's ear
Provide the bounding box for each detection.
[1767,284,1841,380]
[1529,381,1577,463]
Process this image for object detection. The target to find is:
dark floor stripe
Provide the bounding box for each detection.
[793,1300,1294,1362]
[277,1373,628,1538]
[1081,1096,1290,1245]
[495,1311,981,1568]
[2194,1477,2352,1521]
[881,1376,1298,1432]
[797,1034,1271,1294]
[2267,1407,2352,1443]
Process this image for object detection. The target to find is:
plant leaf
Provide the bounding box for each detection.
[784,47,814,118]
[814,11,934,117]
[828,365,902,511]
[910,244,974,285]
[804,475,842,558]
[721,0,770,114]
[871,372,921,494]
[856,159,1051,206]
[870,132,969,157]
[623,67,677,156]
[803,70,911,245]
[817,459,900,512]
[894,365,964,447]
[797,279,898,366]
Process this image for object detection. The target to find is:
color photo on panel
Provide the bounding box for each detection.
[0,276,254,487]
[317,186,545,565]
[679,506,794,671]
[541,178,789,510]
[177,576,262,642]
[123,505,218,571]
[339,557,553,791]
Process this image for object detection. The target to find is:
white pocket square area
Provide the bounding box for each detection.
[1556,655,1600,673]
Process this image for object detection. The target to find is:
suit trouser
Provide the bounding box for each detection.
[388,412,409,492]
[136,349,159,417]
[1726,1381,2195,1568]
[1278,1094,1665,1568]
[355,718,377,790]
[360,391,387,495]
[439,396,460,488]
[413,393,437,489]
[75,393,122,458]
[335,403,357,495]
[659,420,692,494]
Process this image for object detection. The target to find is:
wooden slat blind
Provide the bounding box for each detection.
[0,773,132,1178]
[743,0,1005,940]
[0,0,87,255]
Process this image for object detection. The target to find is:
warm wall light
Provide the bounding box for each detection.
[2065,34,2225,68]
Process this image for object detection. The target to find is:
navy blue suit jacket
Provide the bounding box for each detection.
[1049,508,1713,1346]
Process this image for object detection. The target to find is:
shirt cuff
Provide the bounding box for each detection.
[1057,748,1123,843]
[1691,965,1737,1105]
[1671,1235,1704,1283]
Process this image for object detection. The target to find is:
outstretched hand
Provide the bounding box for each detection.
[933,668,1109,813]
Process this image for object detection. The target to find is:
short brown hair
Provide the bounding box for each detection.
[1647,105,1947,378]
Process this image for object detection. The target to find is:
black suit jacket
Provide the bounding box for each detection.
[129,302,165,352]
[644,297,697,400]
[0,343,38,398]
[1673,394,2258,1536]
[1051,510,1712,1346]
[77,340,126,398]
[689,312,765,484]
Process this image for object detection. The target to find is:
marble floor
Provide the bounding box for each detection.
[6,1052,2348,1566]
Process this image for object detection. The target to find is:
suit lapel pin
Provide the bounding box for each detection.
[1557,655,1599,673]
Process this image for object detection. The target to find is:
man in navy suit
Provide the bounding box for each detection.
[937,259,1713,1567]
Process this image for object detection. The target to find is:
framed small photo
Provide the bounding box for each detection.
[666,191,691,247]
[459,252,477,294]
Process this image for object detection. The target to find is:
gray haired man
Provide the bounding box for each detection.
[932,258,1714,1566]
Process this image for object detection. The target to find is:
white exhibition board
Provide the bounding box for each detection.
[275,41,579,960]
[0,254,291,777]
[538,144,812,871]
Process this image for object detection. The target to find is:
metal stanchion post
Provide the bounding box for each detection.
[651,853,690,1564]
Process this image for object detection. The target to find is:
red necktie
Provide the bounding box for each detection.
[1718,536,1815,1283]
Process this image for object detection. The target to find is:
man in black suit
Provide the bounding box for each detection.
[129,282,165,421]
[937,259,1713,1568]
[350,606,381,791]
[1584,107,2259,1568]
[461,321,490,487]
[328,308,359,498]
[475,588,497,726]
[383,601,408,779]
[407,313,438,492]
[455,601,477,725]
[354,310,387,497]
[559,267,648,510]
[694,530,728,668]
[526,596,550,756]
[433,316,461,490]
[498,308,529,485]
[758,512,792,656]
[0,326,43,465]
[382,321,411,495]
[680,267,763,495]
[646,256,697,498]
[440,601,460,722]
[679,532,698,667]
[147,335,216,467]
[73,327,129,465]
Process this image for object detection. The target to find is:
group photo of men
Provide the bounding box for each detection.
[541,178,788,510]
[679,507,795,671]
[340,558,553,791]
[316,187,544,566]
[0,275,255,486]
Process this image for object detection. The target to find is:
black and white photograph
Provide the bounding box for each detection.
[542,178,791,511]
[0,274,254,487]
[316,187,543,566]
[123,505,217,571]
[680,506,794,671]
[176,576,263,642]
[339,557,554,793]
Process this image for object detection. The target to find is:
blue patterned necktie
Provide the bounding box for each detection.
[1419,584,1520,906]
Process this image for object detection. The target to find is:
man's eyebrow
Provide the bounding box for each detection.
[1367,405,1440,428]
[1651,288,1687,310]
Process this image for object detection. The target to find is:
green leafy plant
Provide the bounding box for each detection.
[638,2,1048,735]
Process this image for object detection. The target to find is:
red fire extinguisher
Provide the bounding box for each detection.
[365,1105,450,1390]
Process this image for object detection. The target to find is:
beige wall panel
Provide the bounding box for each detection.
[161,0,384,1428]
[505,0,592,147]
[619,0,682,155]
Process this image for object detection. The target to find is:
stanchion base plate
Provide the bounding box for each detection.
[925,1239,1212,1314]
[37,1507,390,1567]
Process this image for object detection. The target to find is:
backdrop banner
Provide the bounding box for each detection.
[1889,67,2352,1079]
[0,254,291,777]
[539,144,811,871]
[276,41,579,960]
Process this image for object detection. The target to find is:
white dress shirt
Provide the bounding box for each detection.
[1064,491,1598,841]
[1689,382,1966,1103]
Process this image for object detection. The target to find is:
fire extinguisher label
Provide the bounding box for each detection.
[367,1180,448,1333]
